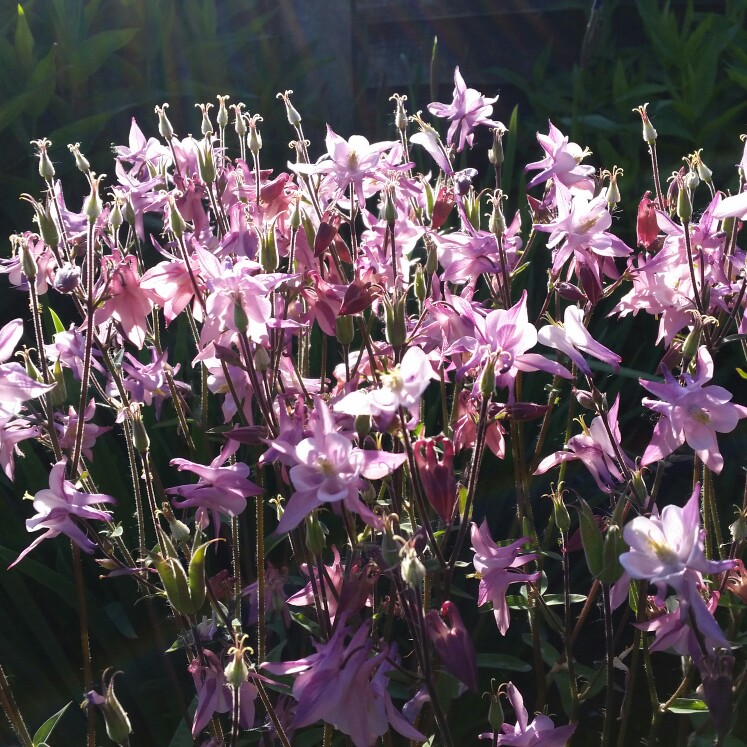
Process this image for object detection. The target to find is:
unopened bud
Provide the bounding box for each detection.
[83,173,104,224]
[31,138,55,180]
[390,93,408,132]
[131,409,150,453]
[167,197,187,239]
[195,103,213,136]
[414,264,426,305]
[400,545,426,588]
[681,324,702,362]
[19,240,37,281]
[277,90,302,128]
[336,314,355,346]
[384,295,407,349]
[216,95,230,129]
[197,138,216,185]
[233,301,249,335]
[254,345,271,373]
[384,190,397,226]
[85,670,132,747]
[248,115,263,156]
[304,513,326,556]
[49,357,67,406]
[68,142,90,173]
[553,495,571,534]
[487,688,505,731]
[676,179,692,223]
[355,414,371,440]
[54,263,81,294]
[488,127,505,167]
[109,200,124,233]
[259,224,278,272]
[155,103,174,140]
[161,503,190,544]
[479,357,496,399]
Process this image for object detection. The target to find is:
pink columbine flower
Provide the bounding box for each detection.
[640,347,747,474]
[0,318,54,416]
[334,346,438,427]
[534,394,633,493]
[292,126,396,206]
[620,483,735,653]
[471,521,540,635]
[167,440,262,531]
[525,121,595,192]
[479,681,576,746]
[428,66,503,152]
[537,305,621,376]
[10,459,115,567]
[270,398,406,534]
[263,619,425,747]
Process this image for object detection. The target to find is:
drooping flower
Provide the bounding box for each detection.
[167,440,262,531]
[534,394,633,493]
[620,483,735,653]
[471,521,540,635]
[479,681,576,746]
[537,305,621,376]
[10,459,115,567]
[263,619,425,747]
[427,66,502,152]
[424,600,479,691]
[640,346,747,474]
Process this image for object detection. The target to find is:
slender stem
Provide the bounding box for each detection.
[72,541,95,747]
[561,533,579,722]
[0,662,32,747]
[601,582,615,747]
[256,494,266,664]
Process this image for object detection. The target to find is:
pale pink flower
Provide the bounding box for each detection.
[428,66,502,152]
[10,459,114,566]
[620,483,735,652]
[640,347,747,473]
[525,121,595,192]
[479,681,576,745]
[471,521,540,635]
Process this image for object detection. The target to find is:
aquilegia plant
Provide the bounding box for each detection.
[2,66,747,747]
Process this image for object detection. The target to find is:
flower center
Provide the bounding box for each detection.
[648,537,678,564]
[317,457,337,477]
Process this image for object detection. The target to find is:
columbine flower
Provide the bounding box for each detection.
[534,394,632,493]
[471,521,540,635]
[270,398,406,534]
[10,459,115,566]
[479,681,576,746]
[424,601,479,691]
[167,440,262,532]
[620,483,735,653]
[334,346,438,427]
[640,346,747,474]
[525,121,595,192]
[537,305,621,376]
[427,67,502,152]
[263,619,425,747]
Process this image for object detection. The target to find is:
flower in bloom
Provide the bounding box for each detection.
[525,121,595,192]
[428,66,502,152]
[334,346,438,428]
[640,346,747,474]
[263,619,425,747]
[537,305,621,376]
[534,394,633,493]
[479,681,576,746]
[167,440,262,532]
[270,398,406,534]
[471,521,540,635]
[413,435,457,523]
[10,459,115,567]
[620,483,735,653]
[0,318,54,417]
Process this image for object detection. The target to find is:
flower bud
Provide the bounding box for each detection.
[384,295,407,349]
[633,103,657,144]
[31,138,55,180]
[400,545,426,588]
[414,264,426,305]
[259,223,278,272]
[390,93,408,132]
[68,142,90,173]
[553,494,571,534]
[233,300,249,335]
[355,414,371,440]
[19,240,37,281]
[197,138,216,185]
[167,196,187,239]
[86,670,132,747]
[155,103,174,140]
[248,115,263,156]
[676,178,692,223]
[109,199,124,233]
[384,189,397,227]
[304,513,326,556]
[489,126,505,167]
[254,345,271,373]
[479,357,496,399]
[83,173,104,224]
[54,263,81,294]
[487,688,505,731]
[335,314,355,346]
[216,95,230,129]
[278,90,302,128]
[195,103,213,136]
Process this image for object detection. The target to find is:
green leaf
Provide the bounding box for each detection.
[15,3,34,72]
[668,698,709,714]
[33,701,72,746]
[69,29,139,87]
[47,305,65,335]
[476,653,531,672]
